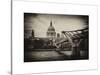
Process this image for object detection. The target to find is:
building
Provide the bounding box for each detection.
[46,21,56,40]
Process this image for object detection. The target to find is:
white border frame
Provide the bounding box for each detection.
[12,0,98,75]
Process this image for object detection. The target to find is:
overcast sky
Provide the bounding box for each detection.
[24,13,88,38]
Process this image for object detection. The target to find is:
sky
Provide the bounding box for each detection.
[24,13,88,38]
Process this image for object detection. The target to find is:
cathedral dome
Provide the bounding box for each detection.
[47,21,55,31]
[47,21,56,39]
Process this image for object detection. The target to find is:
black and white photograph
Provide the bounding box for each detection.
[24,13,89,62]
